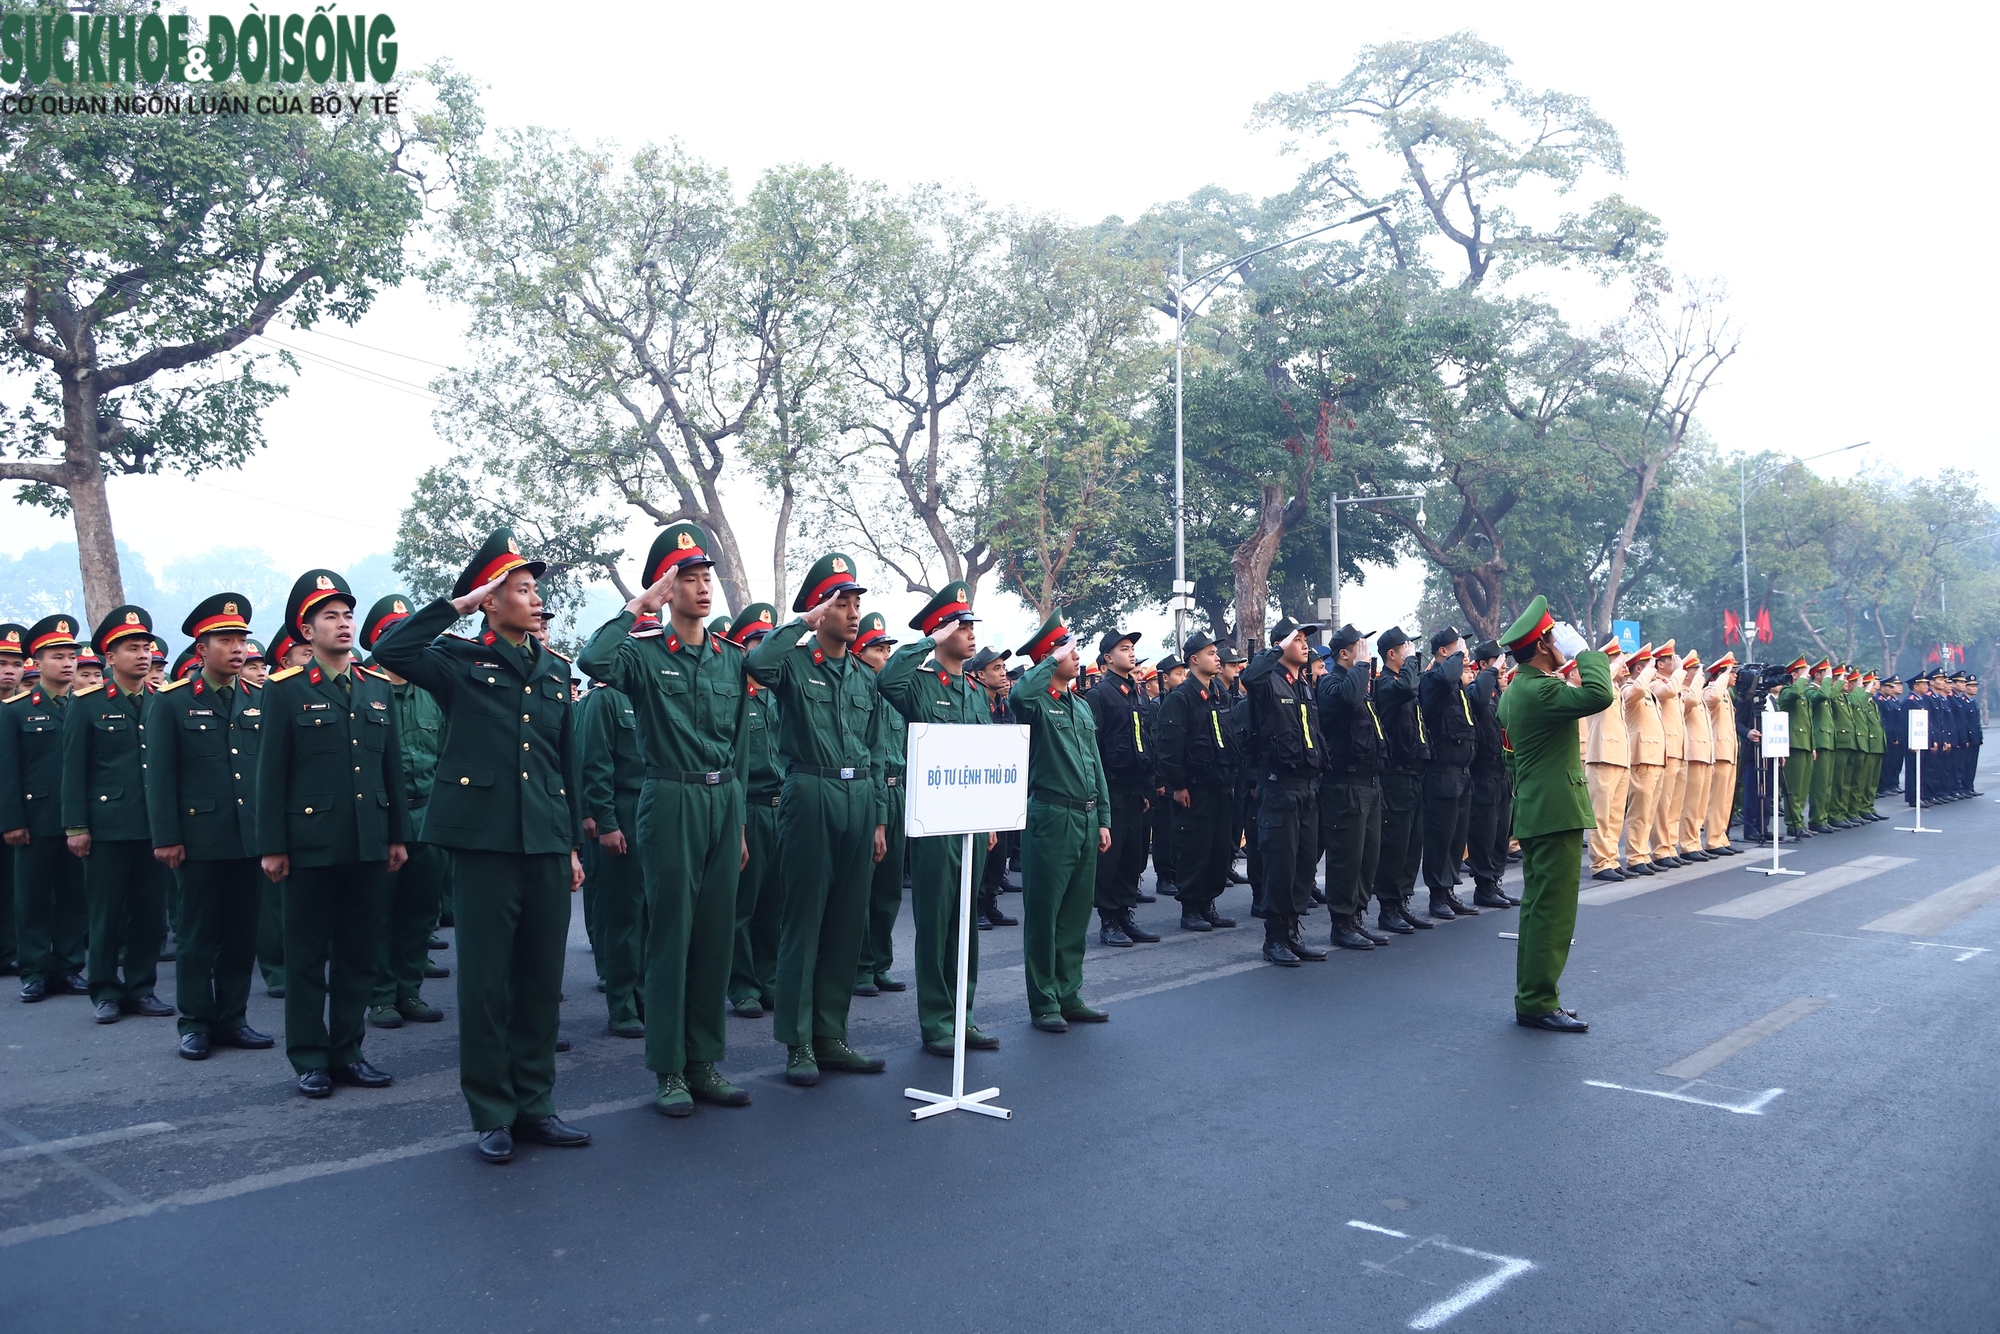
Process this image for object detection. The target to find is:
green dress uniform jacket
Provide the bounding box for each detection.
[874,639,991,1044]
[1495,650,1615,1018]
[0,687,85,987]
[254,664,409,866]
[1776,678,1818,828]
[857,660,909,989]
[370,678,450,1013]
[1010,653,1112,1019]
[745,619,885,1050]
[729,671,785,1011]
[577,681,647,1031]
[64,679,168,1006]
[577,611,747,1078]
[373,602,582,1128]
[390,680,445,837]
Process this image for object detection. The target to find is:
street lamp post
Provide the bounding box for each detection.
[1739,441,1867,653]
[1168,204,1390,649]
[1329,491,1424,628]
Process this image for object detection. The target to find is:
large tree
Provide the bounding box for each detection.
[0,43,477,621]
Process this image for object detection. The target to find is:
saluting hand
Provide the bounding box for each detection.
[451,573,508,617]
[802,598,831,633]
[628,569,679,617]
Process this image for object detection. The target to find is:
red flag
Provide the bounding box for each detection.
[1723,609,1742,645]
[1928,647,1941,665]
[1754,607,1772,643]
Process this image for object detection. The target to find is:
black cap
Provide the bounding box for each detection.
[967,647,1010,674]
[1429,626,1463,653]
[1270,618,1320,645]
[1182,632,1216,658]
[1881,675,1900,685]
[1006,665,1024,681]
[1377,626,1411,653]
[1155,656,1183,674]
[1328,623,1370,651]
[1471,640,1501,663]
[1217,643,1246,665]
[1097,628,1142,656]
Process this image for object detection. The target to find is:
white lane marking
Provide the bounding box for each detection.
[0,1121,174,1165]
[1797,930,1991,962]
[1861,867,2000,936]
[0,1118,144,1207]
[1585,1080,1784,1115]
[1578,856,1739,905]
[1696,856,1913,920]
[1094,959,1266,1005]
[1655,996,1828,1079]
[1346,1220,1537,1329]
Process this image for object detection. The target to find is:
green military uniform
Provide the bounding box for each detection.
[256,571,410,1083]
[744,552,889,1085]
[143,593,270,1051]
[360,595,450,1028]
[0,622,21,974]
[577,675,646,1036]
[64,605,171,1018]
[1776,662,1815,832]
[873,584,992,1048]
[372,531,583,1134]
[1829,672,1859,824]
[1,615,88,998]
[254,628,305,995]
[1010,615,1113,1027]
[1807,667,1836,829]
[1494,598,1615,1024]
[725,604,786,1016]
[576,524,750,1114]
[1857,678,1885,817]
[852,611,909,994]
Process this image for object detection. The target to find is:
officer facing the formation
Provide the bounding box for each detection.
[745,551,890,1088]
[851,611,909,999]
[359,595,451,1032]
[2,615,90,1002]
[1495,598,1614,1033]
[1086,628,1156,948]
[724,603,786,1019]
[579,526,751,1118]
[1011,614,1114,1030]
[1153,632,1241,935]
[1418,627,1481,918]
[257,570,409,1096]
[144,594,275,1059]
[1242,618,1328,965]
[64,605,174,1025]
[576,617,648,1041]
[376,532,590,1160]
[1315,624,1393,948]
[874,582,1002,1055]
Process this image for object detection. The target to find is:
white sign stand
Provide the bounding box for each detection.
[901,723,1030,1122]
[1748,710,1802,876]
[1897,710,1939,834]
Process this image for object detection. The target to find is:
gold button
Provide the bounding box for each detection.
[233,773,240,780]
[524,686,531,694]
[356,793,363,799]
[304,806,314,814]
[460,777,470,786]
[231,748,238,755]
[237,798,243,805]
[522,742,530,751]
[99,795,106,801]
[522,714,530,722]
[522,772,529,779]
[354,766,361,773]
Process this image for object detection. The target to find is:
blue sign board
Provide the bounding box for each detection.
[1612,620,1641,654]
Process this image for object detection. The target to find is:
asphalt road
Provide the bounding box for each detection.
[3,773,1996,1333]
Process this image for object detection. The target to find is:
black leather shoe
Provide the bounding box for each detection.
[514,1114,591,1147]
[61,971,90,995]
[94,999,120,1023]
[298,1069,333,1098]
[1444,891,1480,916]
[1309,888,1328,905]
[1391,901,1433,930]
[979,895,1017,928]
[19,977,47,1002]
[1201,905,1237,928]
[1119,911,1160,943]
[178,1031,211,1060]
[730,996,765,1018]
[1224,867,1248,885]
[1352,913,1390,945]
[964,1026,1001,1049]
[476,1126,514,1163]
[1262,937,1301,967]
[1098,920,1133,947]
[1156,881,1179,901]
[1516,1009,1589,1033]
[1136,888,1158,904]
[1427,894,1457,920]
[1376,909,1414,935]
[1685,849,1714,862]
[1179,912,1212,932]
[1329,923,1376,951]
[874,975,907,992]
[1590,868,1625,883]
[1628,862,1656,876]
[556,1036,570,1052]
[216,1025,275,1049]
[424,962,452,978]
[333,1060,393,1089]
[1474,889,1518,908]
[124,994,174,1018]
[1659,856,1686,869]
[1809,824,1832,834]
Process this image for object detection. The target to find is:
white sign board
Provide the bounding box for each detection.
[1761,710,1789,759]
[905,724,1030,837]
[1907,709,1929,751]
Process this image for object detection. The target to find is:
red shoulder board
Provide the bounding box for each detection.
[193,679,205,695]
[307,665,323,685]
[711,635,722,653]
[481,630,496,646]
[666,635,680,653]
[1049,686,1060,699]
[938,670,949,685]
[812,648,825,665]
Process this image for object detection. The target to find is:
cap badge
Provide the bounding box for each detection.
[507,536,520,554]
[316,575,334,590]
[57,621,68,632]
[759,609,772,623]
[831,557,847,573]
[223,601,238,615]
[677,531,695,550]
[124,611,140,625]
[392,600,407,614]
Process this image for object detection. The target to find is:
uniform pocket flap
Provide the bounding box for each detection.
[289,794,332,814]
[184,796,217,813]
[448,766,494,788]
[92,715,131,731]
[546,774,567,795]
[95,786,124,800]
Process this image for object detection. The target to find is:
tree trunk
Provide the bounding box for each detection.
[1449,564,1505,642]
[64,374,125,625]
[1231,483,1287,648]
[1595,462,1659,637]
[772,474,795,609]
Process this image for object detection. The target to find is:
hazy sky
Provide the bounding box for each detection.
[8,1,1994,649]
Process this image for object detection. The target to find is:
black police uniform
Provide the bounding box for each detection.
[1085,665,1154,939]
[1464,660,1515,904]
[1241,644,1325,961]
[1371,651,1427,914]
[1418,647,1477,911]
[1316,654,1386,946]
[1153,669,1239,927]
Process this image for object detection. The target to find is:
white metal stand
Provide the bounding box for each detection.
[1747,757,1803,876]
[906,833,1010,1122]
[1897,751,1940,834]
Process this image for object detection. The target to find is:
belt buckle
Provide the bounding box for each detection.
[704,771,722,785]
[1084,799,1096,812]
[840,767,856,780]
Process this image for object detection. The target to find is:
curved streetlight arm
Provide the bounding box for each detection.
[1168,204,1391,324]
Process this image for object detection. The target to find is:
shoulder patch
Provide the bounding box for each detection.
[1,689,27,705]
[243,677,263,690]
[268,666,304,682]
[545,646,571,663]
[157,677,191,693]
[72,683,104,697]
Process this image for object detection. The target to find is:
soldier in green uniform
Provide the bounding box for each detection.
[725,603,787,1018]
[252,631,305,993]
[1774,657,1814,837]
[744,552,890,1087]
[1857,673,1886,821]
[578,523,751,1118]
[1010,614,1114,1032]
[1826,667,1858,828]
[577,616,648,1040]
[256,570,409,1096]
[374,530,591,1160]
[358,595,450,1031]
[0,624,22,977]
[144,594,276,1059]
[2,615,90,1002]
[240,639,268,688]
[874,583,999,1055]
[64,605,175,1024]
[1806,659,1837,832]
[1495,597,1614,1032]
[851,611,908,998]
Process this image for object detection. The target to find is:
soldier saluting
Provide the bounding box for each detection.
[1,615,91,1002]
[374,531,590,1161]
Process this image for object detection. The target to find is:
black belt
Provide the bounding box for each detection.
[792,764,870,780]
[1030,790,1096,812]
[646,767,735,786]
[1262,773,1317,788]
[407,796,428,810]
[750,793,781,807]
